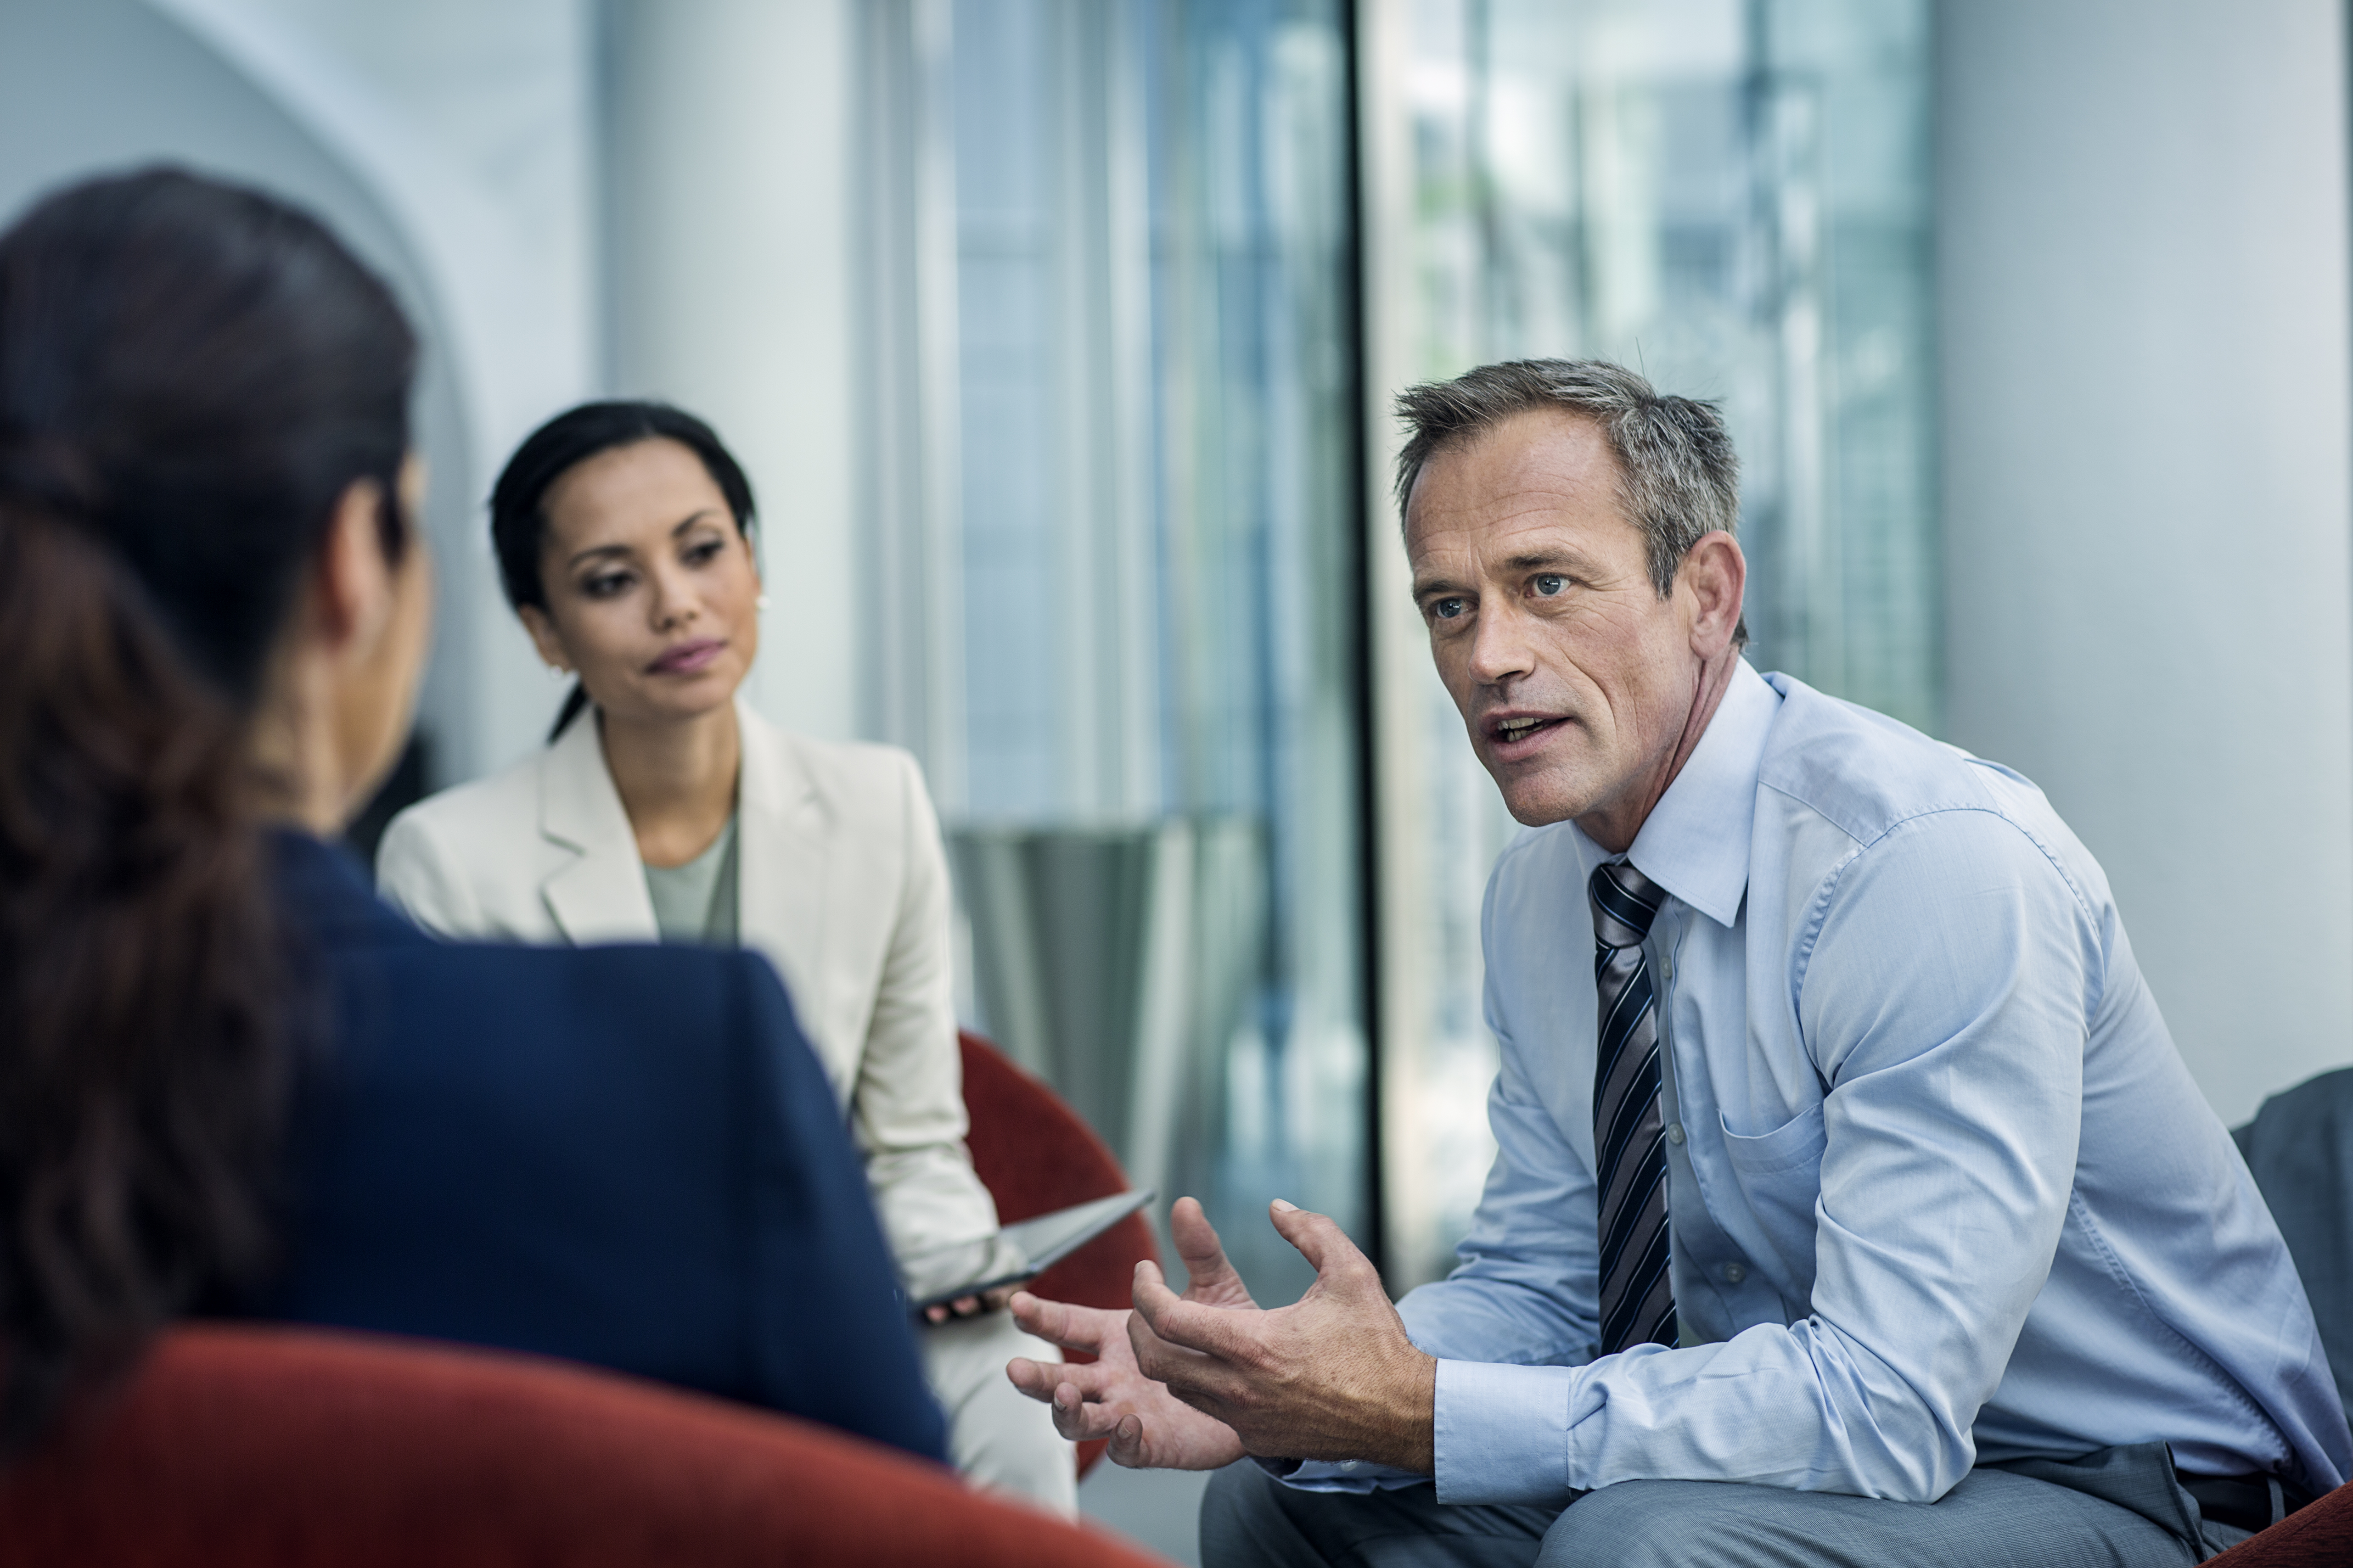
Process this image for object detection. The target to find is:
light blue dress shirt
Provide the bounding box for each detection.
[1305,662,2350,1506]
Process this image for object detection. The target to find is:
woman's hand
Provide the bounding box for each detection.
[924,1285,1017,1325]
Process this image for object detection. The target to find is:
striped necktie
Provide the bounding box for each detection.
[1589,859,1677,1355]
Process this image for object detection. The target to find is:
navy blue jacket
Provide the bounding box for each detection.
[246,833,948,1462]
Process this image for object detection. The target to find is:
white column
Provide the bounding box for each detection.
[606,0,859,743]
[1938,0,2353,1122]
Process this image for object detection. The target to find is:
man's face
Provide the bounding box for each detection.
[1406,409,1705,830]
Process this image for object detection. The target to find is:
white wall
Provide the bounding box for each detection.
[2,0,867,767]
[0,0,498,778]
[606,0,862,744]
[1939,0,2353,1124]
[180,0,604,778]
[0,0,606,789]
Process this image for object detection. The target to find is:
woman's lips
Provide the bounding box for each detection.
[646,638,725,676]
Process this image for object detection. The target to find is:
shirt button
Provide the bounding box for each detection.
[1665,1122,1685,1146]
[1339,1461,1359,1472]
[1724,1262,1747,1284]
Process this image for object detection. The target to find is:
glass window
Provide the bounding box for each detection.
[1365,0,1935,1284]
[859,0,1367,1298]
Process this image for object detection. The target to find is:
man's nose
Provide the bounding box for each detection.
[1466,600,1536,685]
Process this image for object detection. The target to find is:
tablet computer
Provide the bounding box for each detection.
[901,1189,1156,1312]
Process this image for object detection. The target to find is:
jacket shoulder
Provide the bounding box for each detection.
[382,747,549,857]
[375,748,573,935]
[371,933,778,1037]
[768,723,923,795]
[741,711,929,822]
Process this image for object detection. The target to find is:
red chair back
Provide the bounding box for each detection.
[2202,1482,2353,1565]
[959,1030,1159,1478]
[0,1325,1173,1567]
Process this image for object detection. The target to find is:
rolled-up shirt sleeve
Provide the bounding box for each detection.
[1429,809,2098,1506]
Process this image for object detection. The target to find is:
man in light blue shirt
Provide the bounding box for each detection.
[1007,359,2350,1565]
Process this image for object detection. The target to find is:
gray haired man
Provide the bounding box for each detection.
[1007,360,2349,1566]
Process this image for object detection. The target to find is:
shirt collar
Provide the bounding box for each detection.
[1580,658,1779,929]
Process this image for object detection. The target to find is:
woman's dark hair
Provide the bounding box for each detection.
[0,167,416,1449]
[489,401,757,740]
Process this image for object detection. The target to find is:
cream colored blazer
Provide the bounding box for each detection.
[375,698,1001,1266]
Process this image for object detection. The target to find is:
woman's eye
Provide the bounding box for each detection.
[582,572,632,599]
[1429,596,1467,622]
[684,538,724,566]
[1533,573,1567,597]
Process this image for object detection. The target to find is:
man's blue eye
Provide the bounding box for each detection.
[1533,574,1567,596]
[1432,597,1466,620]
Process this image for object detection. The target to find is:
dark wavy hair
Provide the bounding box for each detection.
[488,400,757,741]
[0,167,416,1450]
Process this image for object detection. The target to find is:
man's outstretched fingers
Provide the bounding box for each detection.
[1009,1290,1117,1354]
[1045,1379,1128,1443]
[1007,1354,1116,1404]
[1005,1355,1055,1401]
[1128,1299,1259,1428]
[1169,1200,1224,1272]
[1133,1260,1255,1360]
[1047,1394,1112,1444]
[1266,1198,1378,1288]
[1169,1197,1254,1308]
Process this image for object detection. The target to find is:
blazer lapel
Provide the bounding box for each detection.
[735,700,834,1063]
[538,711,661,945]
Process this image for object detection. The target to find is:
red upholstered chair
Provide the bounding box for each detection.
[2203,1483,2353,1565]
[0,1324,1175,1568]
[959,1030,1161,1480]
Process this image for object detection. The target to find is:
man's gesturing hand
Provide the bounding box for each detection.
[1003,1197,1253,1470]
[1130,1199,1436,1473]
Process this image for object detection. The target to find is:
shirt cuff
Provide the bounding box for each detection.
[1432,1358,1581,1506]
[1268,1457,1429,1494]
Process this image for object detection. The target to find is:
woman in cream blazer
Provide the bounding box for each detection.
[376,401,1071,1513]
[379,699,990,1262]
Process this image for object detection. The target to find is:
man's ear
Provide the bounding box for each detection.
[1679,531,1746,657]
[310,477,394,659]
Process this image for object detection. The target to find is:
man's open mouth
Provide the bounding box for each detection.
[1492,715,1561,745]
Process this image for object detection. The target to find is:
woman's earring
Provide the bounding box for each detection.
[756,593,772,611]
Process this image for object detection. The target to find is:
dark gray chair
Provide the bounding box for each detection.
[2235,1068,2353,1421]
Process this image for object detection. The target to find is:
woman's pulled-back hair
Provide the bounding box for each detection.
[0,167,416,1449]
[489,400,756,740]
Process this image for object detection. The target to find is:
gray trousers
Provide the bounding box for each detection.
[1199,1445,2254,1568]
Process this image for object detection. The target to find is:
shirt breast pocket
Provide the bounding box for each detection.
[1717,1102,1827,1302]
